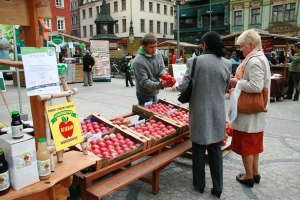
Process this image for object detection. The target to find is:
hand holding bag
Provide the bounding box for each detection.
[178,57,197,103]
[237,56,268,114]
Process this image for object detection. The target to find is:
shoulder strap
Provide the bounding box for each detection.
[190,57,197,78]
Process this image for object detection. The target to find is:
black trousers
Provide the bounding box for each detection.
[192,141,223,192]
[286,71,300,100]
[125,71,134,86]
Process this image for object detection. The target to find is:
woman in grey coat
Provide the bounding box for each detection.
[178,31,231,198]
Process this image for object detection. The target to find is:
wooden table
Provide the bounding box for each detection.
[3,151,96,200]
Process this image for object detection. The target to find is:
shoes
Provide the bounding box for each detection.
[211,188,221,198]
[131,85,135,87]
[89,85,92,86]
[126,86,129,87]
[285,96,292,99]
[293,99,298,101]
[236,173,254,187]
[253,174,261,184]
[194,187,204,193]
[83,85,88,87]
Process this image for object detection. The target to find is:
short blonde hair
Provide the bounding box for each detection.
[236,29,262,49]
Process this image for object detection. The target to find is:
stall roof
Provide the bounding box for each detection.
[49,32,90,44]
[221,29,300,43]
[157,40,201,49]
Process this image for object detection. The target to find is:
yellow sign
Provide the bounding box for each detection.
[46,102,82,151]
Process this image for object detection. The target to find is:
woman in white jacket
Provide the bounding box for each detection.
[230,29,271,188]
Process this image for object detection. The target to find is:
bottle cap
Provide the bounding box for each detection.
[11,110,20,115]
[0,148,3,153]
[38,138,47,142]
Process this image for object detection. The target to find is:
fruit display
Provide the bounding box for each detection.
[129,120,177,139]
[166,110,189,125]
[111,116,131,126]
[87,133,140,159]
[144,103,175,115]
[80,119,112,135]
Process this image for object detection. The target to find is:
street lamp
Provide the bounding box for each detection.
[129,20,134,46]
[175,0,181,64]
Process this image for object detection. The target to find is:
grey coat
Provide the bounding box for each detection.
[231,50,271,133]
[178,51,231,145]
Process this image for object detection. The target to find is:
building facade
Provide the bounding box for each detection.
[70,0,82,38]
[44,0,72,35]
[78,0,174,54]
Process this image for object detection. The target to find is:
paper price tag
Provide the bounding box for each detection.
[134,119,146,126]
[144,101,153,107]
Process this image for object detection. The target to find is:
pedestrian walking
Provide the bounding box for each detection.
[82,50,95,87]
[126,58,135,87]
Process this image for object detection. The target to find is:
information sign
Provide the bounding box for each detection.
[172,64,187,86]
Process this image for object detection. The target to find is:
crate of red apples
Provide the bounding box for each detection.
[132,99,189,126]
[80,114,115,135]
[121,115,188,148]
[84,126,147,170]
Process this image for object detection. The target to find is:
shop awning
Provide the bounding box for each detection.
[179,8,197,18]
[118,39,127,44]
[200,4,224,15]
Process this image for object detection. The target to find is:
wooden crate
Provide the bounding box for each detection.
[12,71,26,87]
[75,64,83,83]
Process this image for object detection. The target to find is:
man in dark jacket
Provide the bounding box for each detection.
[82,50,95,86]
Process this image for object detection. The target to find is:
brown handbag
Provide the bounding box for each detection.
[237,87,268,114]
[237,56,268,114]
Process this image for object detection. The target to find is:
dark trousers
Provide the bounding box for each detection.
[286,71,300,100]
[125,72,134,86]
[192,141,223,192]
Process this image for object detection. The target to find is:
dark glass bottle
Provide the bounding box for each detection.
[0,148,10,196]
[11,110,24,139]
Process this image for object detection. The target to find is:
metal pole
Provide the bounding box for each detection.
[175,0,181,64]
[12,25,24,116]
[209,0,211,31]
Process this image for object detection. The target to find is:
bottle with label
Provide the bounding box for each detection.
[11,110,24,139]
[36,138,51,180]
[0,148,10,196]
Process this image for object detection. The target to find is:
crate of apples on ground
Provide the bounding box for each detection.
[86,127,147,169]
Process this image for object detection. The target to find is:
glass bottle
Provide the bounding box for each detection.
[0,148,10,196]
[11,110,24,139]
[36,138,51,180]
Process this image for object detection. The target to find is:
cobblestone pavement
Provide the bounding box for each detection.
[1,78,300,200]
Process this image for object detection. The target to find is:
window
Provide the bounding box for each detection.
[140,0,144,11]
[82,9,86,19]
[74,2,77,9]
[96,6,100,15]
[44,19,52,29]
[170,7,173,16]
[149,20,153,32]
[89,25,93,36]
[149,2,153,12]
[157,21,161,33]
[170,23,173,35]
[157,4,160,13]
[57,17,65,31]
[284,3,296,21]
[121,0,126,10]
[70,3,73,11]
[89,8,92,17]
[234,11,242,25]
[114,1,118,12]
[164,22,167,34]
[272,5,282,22]
[56,0,64,8]
[164,5,167,15]
[71,16,74,25]
[83,26,87,37]
[251,8,260,24]
[203,15,224,27]
[107,3,110,13]
[122,19,126,32]
[75,15,78,24]
[141,19,145,32]
[115,22,119,33]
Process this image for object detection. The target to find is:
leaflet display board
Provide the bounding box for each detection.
[90,40,111,82]
[172,64,187,86]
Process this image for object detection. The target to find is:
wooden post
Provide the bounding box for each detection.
[23,0,46,147]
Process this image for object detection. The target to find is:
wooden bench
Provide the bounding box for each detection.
[85,140,192,200]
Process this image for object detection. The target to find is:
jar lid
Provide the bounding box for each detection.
[38,138,47,142]
[11,110,20,115]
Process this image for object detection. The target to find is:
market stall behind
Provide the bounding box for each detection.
[221,28,300,80]
[157,40,201,76]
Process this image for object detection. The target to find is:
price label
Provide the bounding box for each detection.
[144,101,153,107]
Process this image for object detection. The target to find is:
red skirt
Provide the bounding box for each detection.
[231,129,264,156]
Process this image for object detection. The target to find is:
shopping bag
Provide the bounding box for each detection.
[228,81,241,123]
